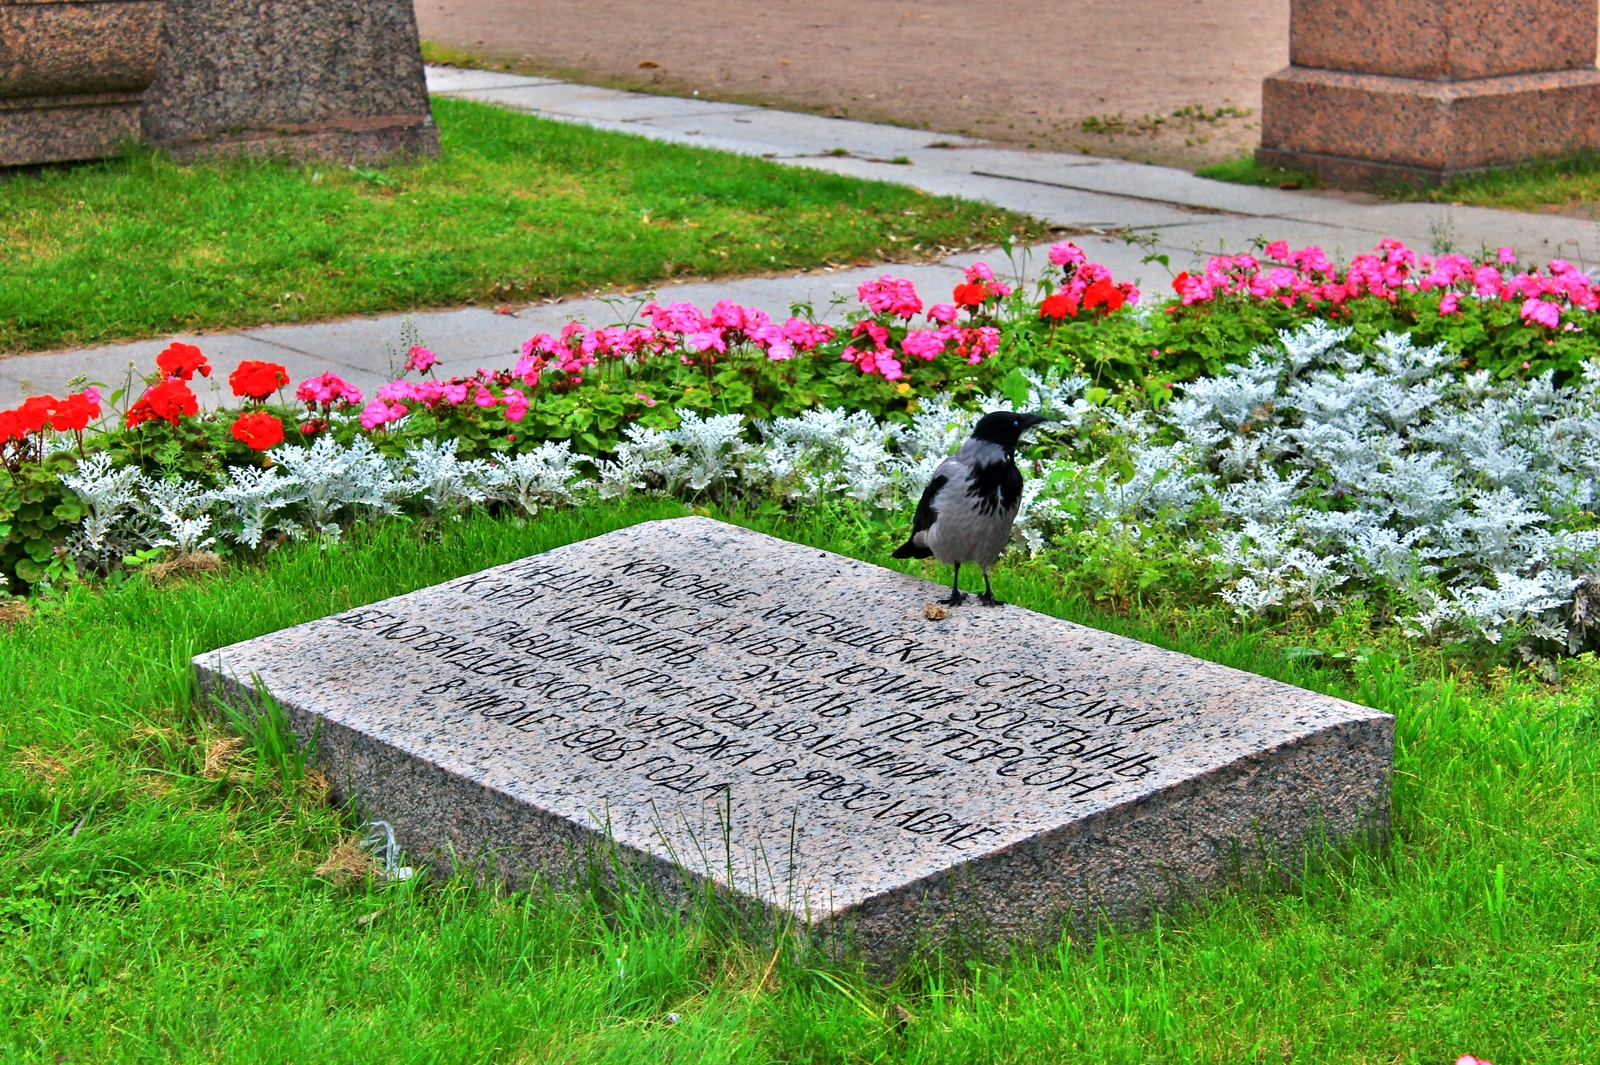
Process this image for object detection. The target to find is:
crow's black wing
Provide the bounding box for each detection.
[891,473,946,558]
[909,474,947,536]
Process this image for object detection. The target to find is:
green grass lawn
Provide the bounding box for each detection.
[1199,150,1600,216]
[3,502,1596,1063]
[1195,154,1318,191]
[1396,154,1600,215]
[0,97,1037,355]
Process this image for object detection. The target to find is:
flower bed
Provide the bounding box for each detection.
[6,239,1600,659]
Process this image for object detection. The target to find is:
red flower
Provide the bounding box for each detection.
[1170,271,1191,294]
[14,396,57,435]
[0,410,23,441]
[1039,293,1078,320]
[1084,278,1125,312]
[229,360,290,400]
[952,282,988,308]
[230,410,284,451]
[47,391,101,433]
[156,342,211,382]
[126,380,199,427]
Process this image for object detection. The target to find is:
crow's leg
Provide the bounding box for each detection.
[940,563,966,606]
[978,568,1006,607]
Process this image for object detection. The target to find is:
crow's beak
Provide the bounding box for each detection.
[1018,413,1055,431]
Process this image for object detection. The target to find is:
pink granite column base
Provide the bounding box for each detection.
[1258,65,1600,188]
[0,93,143,167]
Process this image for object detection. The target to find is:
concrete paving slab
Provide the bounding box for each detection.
[0,334,295,408]
[465,84,756,124]
[640,109,967,159]
[425,67,563,92]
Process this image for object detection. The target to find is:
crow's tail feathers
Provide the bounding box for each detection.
[891,538,932,560]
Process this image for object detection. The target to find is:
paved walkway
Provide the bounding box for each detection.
[3,67,1594,407]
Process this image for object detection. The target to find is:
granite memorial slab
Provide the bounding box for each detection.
[195,516,1393,967]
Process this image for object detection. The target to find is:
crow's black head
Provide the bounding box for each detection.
[970,411,1052,450]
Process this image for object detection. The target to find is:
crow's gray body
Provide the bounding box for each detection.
[911,440,1016,570]
[893,410,1050,606]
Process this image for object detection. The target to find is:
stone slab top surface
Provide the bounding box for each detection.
[197,517,1388,921]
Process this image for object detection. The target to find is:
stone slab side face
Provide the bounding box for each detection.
[139,0,439,164]
[0,0,164,166]
[195,517,1393,969]
[1260,0,1600,188]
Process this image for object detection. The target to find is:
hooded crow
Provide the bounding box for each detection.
[892,410,1052,606]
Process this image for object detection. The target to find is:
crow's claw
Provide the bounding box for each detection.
[978,592,1006,607]
[939,591,967,607]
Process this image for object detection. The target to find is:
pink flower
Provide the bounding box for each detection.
[927,303,958,324]
[849,320,892,352]
[964,262,995,282]
[634,392,657,407]
[1048,242,1086,267]
[687,329,727,354]
[1456,1056,1493,1065]
[709,299,748,331]
[296,371,363,409]
[502,388,528,422]
[857,276,923,318]
[1265,241,1289,260]
[404,346,437,374]
[359,399,407,430]
[82,386,102,405]
[902,329,947,361]
[1438,292,1461,315]
[852,349,903,380]
[955,327,1000,364]
[642,301,710,334]
[780,318,834,351]
[1497,247,1517,265]
[1521,297,1560,328]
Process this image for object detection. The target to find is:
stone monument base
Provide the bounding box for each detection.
[1258,66,1600,189]
[0,93,143,168]
[155,113,441,166]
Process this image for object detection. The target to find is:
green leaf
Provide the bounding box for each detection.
[999,367,1032,409]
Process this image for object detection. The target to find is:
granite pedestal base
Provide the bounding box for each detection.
[0,0,163,166]
[139,0,439,164]
[195,517,1393,970]
[1259,65,1600,189]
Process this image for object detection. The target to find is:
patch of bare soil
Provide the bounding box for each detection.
[416,0,1288,170]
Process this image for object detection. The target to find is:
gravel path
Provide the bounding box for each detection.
[414,0,1287,169]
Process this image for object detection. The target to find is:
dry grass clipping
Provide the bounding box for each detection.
[301,767,331,807]
[145,551,223,586]
[0,597,31,627]
[315,840,378,884]
[12,746,72,786]
[202,736,244,780]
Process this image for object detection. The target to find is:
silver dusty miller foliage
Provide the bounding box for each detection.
[40,324,1600,650]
